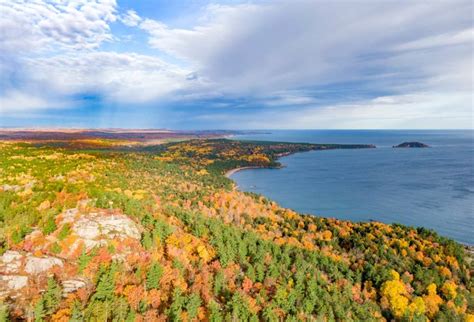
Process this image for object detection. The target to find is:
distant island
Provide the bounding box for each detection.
[393,141,430,148]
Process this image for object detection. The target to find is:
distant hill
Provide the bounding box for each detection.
[0,129,237,143]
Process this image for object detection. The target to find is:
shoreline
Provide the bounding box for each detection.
[224,166,267,178]
[223,150,474,248]
[224,148,312,178]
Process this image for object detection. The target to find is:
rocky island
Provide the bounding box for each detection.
[393,141,430,148]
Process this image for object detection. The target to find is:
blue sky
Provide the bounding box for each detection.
[0,0,472,129]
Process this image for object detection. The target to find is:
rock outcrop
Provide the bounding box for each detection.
[62,277,88,295]
[56,208,143,254]
[0,251,63,298]
[0,206,143,302]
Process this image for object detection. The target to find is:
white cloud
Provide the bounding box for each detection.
[251,92,473,129]
[140,1,473,98]
[394,28,473,51]
[0,90,67,113]
[0,0,472,129]
[0,0,117,53]
[23,52,192,103]
[262,92,318,107]
[120,10,141,27]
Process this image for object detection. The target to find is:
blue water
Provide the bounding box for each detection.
[231,130,474,245]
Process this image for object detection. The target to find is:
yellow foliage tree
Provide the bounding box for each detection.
[423,283,443,318]
[441,280,457,300]
[380,270,409,318]
[407,296,425,317]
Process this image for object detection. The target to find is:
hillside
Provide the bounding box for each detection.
[0,138,472,321]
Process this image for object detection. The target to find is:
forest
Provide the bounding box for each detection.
[0,138,472,321]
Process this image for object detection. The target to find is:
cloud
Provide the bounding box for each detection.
[120,10,141,27]
[394,28,473,51]
[0,0,117,53]
[21,51,193,103]
[190,91,472,129]
[0,90,68,113]
[140,1,473,97]
[276,92,473,129]
[0,0,472,129]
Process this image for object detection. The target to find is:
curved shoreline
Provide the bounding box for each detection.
[223,150,474,247]
[224,166,266,178]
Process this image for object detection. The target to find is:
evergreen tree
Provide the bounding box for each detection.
[167,289,185,322]
[113,297,131,321]
[0,303,8,322]
[43,277,61,315]
[78,251,93,273]
[92,264,117,301]
[262,305,279,322]
[146,262,163,290]
[185,293,202,320]
[226,293,253,321]
[42,216,57,235]
[208,300,223,322]
[125,309,136,322]
[141,231,153,250]
[69,300,84,322]
[33,299,45,322]
[213,270,225,296]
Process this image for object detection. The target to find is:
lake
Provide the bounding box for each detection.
[231,130,474,245]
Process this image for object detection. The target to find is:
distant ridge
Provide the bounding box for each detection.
[0,129,237,142]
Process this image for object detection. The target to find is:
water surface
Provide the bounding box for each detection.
[231,130,474,245]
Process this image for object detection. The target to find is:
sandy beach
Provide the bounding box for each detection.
[224,166,265,178]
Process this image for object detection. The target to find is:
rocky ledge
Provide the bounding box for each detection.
[0,205,144,302]
[393,141,430,148]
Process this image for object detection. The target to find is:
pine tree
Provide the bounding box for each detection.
[34,299,45,322]
[226,293,252,321]
[208,300,223,322]
[112,296,131,321]
[92,264,116,301]
[146,262,163,290]
[213,270,225,296]
[141,231,153,250]
[262,305,278,322]
[0,303,8,322]
[43,277,61,315]
[42,216,57,235]
[78,251,92,273]
[167,289,185,322]
[69,300,84,322]
[185,293,202,320]
[125,309,136,322]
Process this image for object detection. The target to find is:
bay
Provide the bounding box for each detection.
[231,130,474,245]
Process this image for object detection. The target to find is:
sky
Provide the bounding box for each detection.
[0,0,472,129]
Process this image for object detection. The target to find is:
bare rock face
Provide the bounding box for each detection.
[21,207,143,259]
[0,207,143,301]
[0,251,28,297]
[0,251,23,274]
[55,208,144,256]
[1,184,21,192]
[0,275,28,292]
[0,251,63,298]
[73,213,142,240]
[62,278,88,295]
[24,255,63,275]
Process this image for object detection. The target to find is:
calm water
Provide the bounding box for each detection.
[231,130,474,245]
